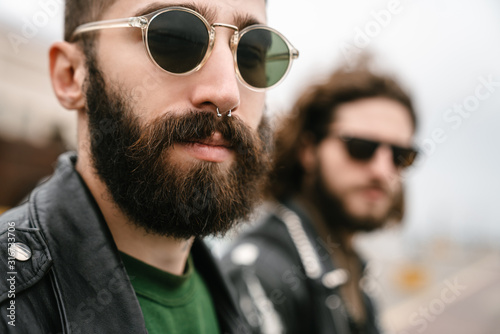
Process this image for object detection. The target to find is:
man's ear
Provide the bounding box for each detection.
[49,41,87,110]
[298,135,317,174]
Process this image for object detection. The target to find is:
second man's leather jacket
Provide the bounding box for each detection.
[221,199,381,334]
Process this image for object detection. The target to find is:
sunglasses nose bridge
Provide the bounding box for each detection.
[211,23,239,31]
[211,23,239,51]
[373,143,416,170]
[208,23,240,73]
[369,144,400,176]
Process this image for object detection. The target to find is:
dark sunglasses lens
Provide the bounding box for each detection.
[147,10,209,73]
[345,138,378,161]
[237,28,290,89]
[393,147,418,168]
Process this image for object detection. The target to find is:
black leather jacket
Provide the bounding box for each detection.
[221,200,381,334]
[0,152,250,334]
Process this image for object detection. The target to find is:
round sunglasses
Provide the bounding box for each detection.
[71,6,299,91]
[337,135,418,168]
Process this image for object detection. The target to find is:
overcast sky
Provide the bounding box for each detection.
[1,0,499,247]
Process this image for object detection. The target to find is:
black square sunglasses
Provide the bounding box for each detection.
[338,135,418,168]
[71,6,299,91]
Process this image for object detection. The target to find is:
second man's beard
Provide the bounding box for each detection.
[310,169,397,234]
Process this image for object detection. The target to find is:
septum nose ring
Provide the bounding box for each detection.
[216,108,232,117]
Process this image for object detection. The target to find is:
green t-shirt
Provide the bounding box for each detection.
[120,252,221,334]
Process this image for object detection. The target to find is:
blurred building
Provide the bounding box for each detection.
[354,227,500,334]
[0,20,76,212]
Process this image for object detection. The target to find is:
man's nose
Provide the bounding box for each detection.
[368,146,398,181]
[189,29,240,116]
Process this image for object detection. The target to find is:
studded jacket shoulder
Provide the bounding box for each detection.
[221,200,381,334]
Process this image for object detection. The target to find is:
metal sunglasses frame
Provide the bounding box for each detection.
[71,6,299,91]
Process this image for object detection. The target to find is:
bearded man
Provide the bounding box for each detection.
[223,62,418,334]
[0,0,299,332]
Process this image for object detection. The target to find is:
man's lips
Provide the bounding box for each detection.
[192,132,231,148]
[349,184,391,202]
[356,186,390,201]
[177,132,234,163]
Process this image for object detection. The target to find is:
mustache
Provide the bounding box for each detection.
[127,110,268,161]
[351,181,391,197]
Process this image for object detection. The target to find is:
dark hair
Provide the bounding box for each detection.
[64,0,117,42]
[268,60,417,200]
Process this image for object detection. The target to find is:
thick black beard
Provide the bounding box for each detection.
[311,169,391,234]
[84,59,272,240]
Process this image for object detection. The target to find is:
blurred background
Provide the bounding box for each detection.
[1,0,499,333]
[265,2,500,332]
